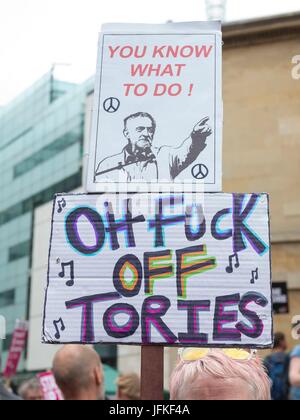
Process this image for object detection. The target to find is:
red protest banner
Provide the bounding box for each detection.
[37,371,63,401]
[3,320,28,379]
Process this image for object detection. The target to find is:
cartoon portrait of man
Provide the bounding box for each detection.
[95,112,212,182]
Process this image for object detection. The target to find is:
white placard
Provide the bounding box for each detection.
[86,22,222,193]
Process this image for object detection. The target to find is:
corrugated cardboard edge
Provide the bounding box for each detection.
[41,195,57,344]
[267,193,274,349]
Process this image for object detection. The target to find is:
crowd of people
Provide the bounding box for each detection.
[264,333,300,400]
[0,334,299,401]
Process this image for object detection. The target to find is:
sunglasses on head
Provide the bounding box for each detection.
[179,348,257,362]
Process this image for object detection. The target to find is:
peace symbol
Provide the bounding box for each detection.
[103,97,120,113]
[191,164,209,180]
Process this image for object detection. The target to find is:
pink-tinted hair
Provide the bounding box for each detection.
[170,350,271,400]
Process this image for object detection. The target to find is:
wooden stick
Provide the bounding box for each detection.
[141,346,164,400]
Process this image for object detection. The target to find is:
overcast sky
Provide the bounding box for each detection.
[0,0,299,106]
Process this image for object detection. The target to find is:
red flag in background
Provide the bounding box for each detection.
[3,320,28,379]
[37,371,63,401]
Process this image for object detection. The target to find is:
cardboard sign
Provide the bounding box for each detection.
[272,282,289,314]
[86,22,222,193]
[3,320,28,378]
[38,372,63,401]
[43,193,272,348]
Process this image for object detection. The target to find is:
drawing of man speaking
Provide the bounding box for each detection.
[95,112,212,182]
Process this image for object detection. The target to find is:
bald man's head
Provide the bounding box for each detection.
[53,345,104,401]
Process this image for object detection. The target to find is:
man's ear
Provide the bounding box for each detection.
[123,128,129,140]
[94,366,103,386]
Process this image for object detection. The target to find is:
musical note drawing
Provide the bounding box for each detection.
[226,253,240,274]
[57,198,66,214]
[53,318,65,340]
[59,261,75,287]
[251,268,259,284]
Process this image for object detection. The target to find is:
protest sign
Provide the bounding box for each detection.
[43,192,272,348]
[272,282,289,314]
[86,22,222,193]
[3,320,28,379]
[38,371,63,401]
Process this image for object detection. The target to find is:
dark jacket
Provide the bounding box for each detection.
[0,382,21,401]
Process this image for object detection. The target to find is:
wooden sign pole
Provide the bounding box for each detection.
[141,346,164,400]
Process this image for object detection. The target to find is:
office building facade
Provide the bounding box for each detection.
[0,72,93,371]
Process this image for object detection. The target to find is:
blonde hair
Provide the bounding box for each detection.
[18,377,42,400]
[170,349,271,401]
[117,373,141,400]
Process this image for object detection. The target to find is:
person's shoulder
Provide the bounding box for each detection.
[291,345,300,358]
[265,351,288,363]
[264,353,277,366]
[264,353,272,363]
[0,383,21,401]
